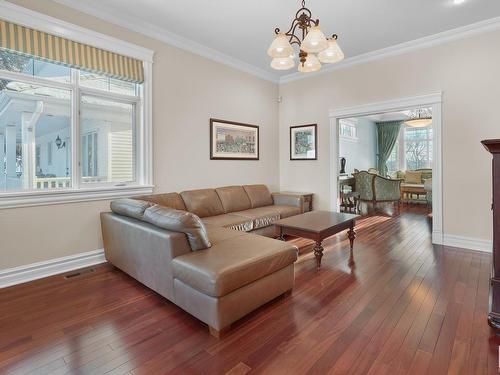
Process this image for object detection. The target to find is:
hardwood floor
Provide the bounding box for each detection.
[0,206,498,374]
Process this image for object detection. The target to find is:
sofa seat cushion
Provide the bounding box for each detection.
[201,214,254,232]
[273,205,301,219]
[401,182,425,189]
[204,225,246,244]
[233,206,281,229]
[172,234,298,297]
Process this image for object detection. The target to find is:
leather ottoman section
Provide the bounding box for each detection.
[173,264,294,330]
[171,234,298,298]
[272,205,301,219]
[232,206,281,229]
[201,214,254,232]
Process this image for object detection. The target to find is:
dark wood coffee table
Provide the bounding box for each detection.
[275,211,360,270]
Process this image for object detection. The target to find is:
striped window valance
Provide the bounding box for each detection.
[0,19,144,83]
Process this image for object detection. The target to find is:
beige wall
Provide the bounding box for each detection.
[0,0,279,269]
[279,29,500,242]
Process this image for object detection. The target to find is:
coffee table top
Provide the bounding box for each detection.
[275,210,359,234]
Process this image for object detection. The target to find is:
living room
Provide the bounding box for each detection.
[1,0,499,374]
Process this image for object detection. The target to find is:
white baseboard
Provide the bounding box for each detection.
[442,234,492,253]
[0,249,106,289]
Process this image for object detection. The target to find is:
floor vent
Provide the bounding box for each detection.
[64,268,96,279]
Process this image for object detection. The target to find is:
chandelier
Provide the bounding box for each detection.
[405,108,433,128]
[267,0,344,73]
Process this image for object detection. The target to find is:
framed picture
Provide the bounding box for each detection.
[290,124,317,160]
[210,119,259,160]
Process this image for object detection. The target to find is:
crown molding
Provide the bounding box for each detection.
[280,15,500,84]
[50,0,279,83]
[1,1,154,62]
[33,1,500,86]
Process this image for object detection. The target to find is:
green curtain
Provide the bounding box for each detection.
[376,121,403,177]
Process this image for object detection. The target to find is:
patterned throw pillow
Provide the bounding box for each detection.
[405,170,423,184]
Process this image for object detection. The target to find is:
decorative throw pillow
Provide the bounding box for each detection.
[396,170,406,180]
[142,205,212,251]
[405,170,422,184]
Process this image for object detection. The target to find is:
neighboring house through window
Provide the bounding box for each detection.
[0,13,153,208]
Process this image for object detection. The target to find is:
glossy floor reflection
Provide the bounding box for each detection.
[0,205,497,374]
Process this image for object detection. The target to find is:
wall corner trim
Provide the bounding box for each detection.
[0,249,106,289]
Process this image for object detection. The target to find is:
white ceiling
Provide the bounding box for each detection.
[54,0,500,80]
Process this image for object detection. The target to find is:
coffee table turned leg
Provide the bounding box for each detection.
[347,222,356,266]
[314,241,324,270]
[277,227,285,241]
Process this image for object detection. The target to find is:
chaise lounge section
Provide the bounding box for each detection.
[100,185,304,337]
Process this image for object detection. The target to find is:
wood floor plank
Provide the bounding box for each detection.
[0,205,497,375]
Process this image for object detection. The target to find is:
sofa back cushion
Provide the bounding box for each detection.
[215,186,252,213]
[135,192,187,211]
[418,168,432,181]
[110,198,153,220]
[180,188,225,218]
[243,184,273,208]
[143,205,211,251]
[405,170,423,184]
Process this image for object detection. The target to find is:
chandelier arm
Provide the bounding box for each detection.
[286,22,302,42]
[288,34,302,46]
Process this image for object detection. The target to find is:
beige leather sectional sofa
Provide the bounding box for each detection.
[100,185,304,337]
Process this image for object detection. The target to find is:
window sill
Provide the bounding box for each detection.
[339,135,359,142]
[0,185,154,209]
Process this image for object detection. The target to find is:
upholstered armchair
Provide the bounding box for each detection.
[354,171,402,214]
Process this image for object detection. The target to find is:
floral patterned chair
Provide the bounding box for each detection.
[354,171,402,215]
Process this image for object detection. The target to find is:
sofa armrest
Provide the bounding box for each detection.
[272,193,303,207]
[100,212,191,301]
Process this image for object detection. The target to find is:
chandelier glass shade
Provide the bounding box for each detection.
[301,26,329,53]
[318,36,345,64]
[298,53,321,73]
[405,108,433,127]
[268,0,344,73]
[267,33,295,58]
[271,56,295,70]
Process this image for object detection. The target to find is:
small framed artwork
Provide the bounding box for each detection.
[290,124,317,160]
[210,118,259,160]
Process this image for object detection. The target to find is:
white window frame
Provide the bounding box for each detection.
[391,124,433,171]
[338,119,358,142]
[0,2,154,209]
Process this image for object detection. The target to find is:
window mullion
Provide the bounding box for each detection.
[71,69,80,190]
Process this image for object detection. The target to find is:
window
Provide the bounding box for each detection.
[387,124,433,172]
[339,119,358,140]
[0,39,152,207]
[404,126,432,170]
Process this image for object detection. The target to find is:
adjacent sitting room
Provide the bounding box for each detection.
[338,108,434,217]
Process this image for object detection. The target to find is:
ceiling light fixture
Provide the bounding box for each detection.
[453,0,466,4]
[405,108,433,128]
[267,0,344,73]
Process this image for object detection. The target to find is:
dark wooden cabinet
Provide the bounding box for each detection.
[482,139,500,329]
